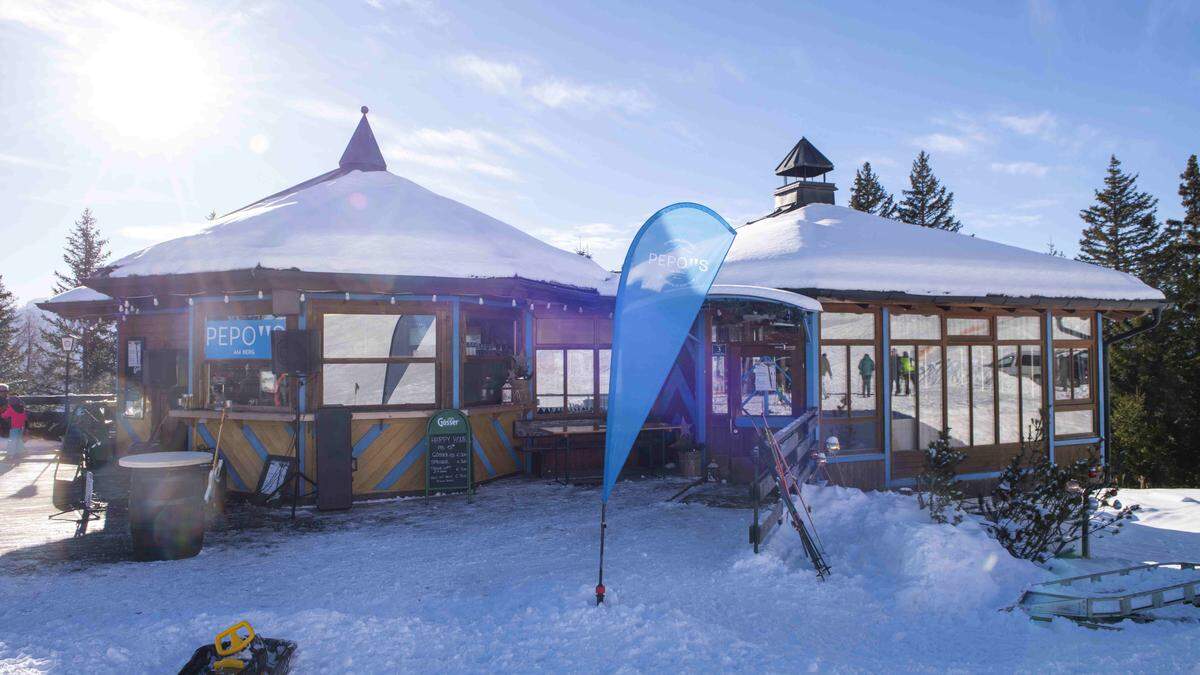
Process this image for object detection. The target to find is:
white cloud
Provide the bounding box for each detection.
[450,55,524,94]
[451,53,651,114]
[912,133,971,154]
[990,161,1050,177]
[997,111,1057,137]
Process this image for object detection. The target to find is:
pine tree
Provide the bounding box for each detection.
[848,162,897,218]
[1077,155,1163,278]
[0,275,19,384]
[897,151,962,232]
[41,209,116,394]
[15,311,48,393]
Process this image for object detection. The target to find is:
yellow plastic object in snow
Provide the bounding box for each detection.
[215,620,255,656]
[212,656,246,671]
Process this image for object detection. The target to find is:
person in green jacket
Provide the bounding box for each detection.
[898,351,915,395]
[857,353,875,396]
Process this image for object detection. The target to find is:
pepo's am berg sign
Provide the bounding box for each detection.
[204,317,286,359]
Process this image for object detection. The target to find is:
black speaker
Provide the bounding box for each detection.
[271,329,315,376]
[146,349,182,388]
[315,406,353,511]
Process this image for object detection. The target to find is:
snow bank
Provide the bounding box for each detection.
[717,204,1164,302]
[107,171,612,290]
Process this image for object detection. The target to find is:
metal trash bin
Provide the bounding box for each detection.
[119,451,212,561]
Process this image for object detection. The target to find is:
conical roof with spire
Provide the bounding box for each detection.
[775,137,834,179]
[339,106,387,171]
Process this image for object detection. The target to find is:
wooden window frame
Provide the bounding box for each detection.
[819,307,881,452]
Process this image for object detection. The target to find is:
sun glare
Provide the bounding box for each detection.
[82,21,218,147]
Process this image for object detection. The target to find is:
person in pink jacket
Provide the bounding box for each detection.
[2,397,28,459]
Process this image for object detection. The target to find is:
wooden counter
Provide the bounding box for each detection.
[169,404,533,423]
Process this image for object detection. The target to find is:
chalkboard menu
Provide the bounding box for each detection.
[426,410,473,495]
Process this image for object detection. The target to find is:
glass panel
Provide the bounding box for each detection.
[462,359,508,405]
[208,361,277,408]
[322,362,435,405]
[1020,346,1043,440]
[567,349,595,401]
[917,345,943,449]
[822,421,876,453]
[1052,314,1092,340]
[323,314,437,358]
[820,347,849,416]
[711,354,728,414]
[947,317,989,337]
[536,318,594,345]
[535,349,564,413]
[946,346,970,447]
[741,355,793,416]
[598,349,611,413]
[890,314,940,341]
[821,312,875,341]
[1055,408,1094,437]
[1054,348,1091,401]
[971,345,996,446]
[890,345,917,451]
[566,396,593,414]
[997,315,1040,341]
[997,345,1020,443]
[849,346,876,418]
[464,314,515,357]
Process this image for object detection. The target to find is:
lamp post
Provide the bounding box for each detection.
[61,336,77,440]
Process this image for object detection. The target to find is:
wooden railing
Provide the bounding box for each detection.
[749,408,818,553]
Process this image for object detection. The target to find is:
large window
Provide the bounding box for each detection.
[820,311,878,452]
[321,313,438,406]
[462,311,517,406]
[1051,313,1096,438]
[534,317,611,416]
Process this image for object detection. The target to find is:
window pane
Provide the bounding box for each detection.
[741,355,793,416]
[820,346,849,416]
[890,314,940,341]
[567,349,595,396]
[463,359,508,406]
[850,346,876,418]
[208,361,276,408]
[1055,408,1094,437]
[821,312,875,341]
[536,350,564,395]
[822,421,876,453]
[536,318,594,345]
[1054,348,1091,401]
[566,395,593,414]
[464,314,515,357]
[972,345,995,446]
[890,345,917,451]
[711,354,728,414]
[997,345,1020,443]
[1052,314,1092,340]
[1020,346,1044,440]
[322,362,435,405]
[946,346,970,447]
[598,349,611,413]
[947,317,989,337]
[918,345,943,449]
[323,314,436,358]
[997,315,1040,341]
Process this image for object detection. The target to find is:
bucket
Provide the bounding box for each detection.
[120,451,212,561]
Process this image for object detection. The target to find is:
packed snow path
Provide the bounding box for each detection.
[1,460,1198,673]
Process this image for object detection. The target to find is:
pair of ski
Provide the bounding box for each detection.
[756,416,831,578]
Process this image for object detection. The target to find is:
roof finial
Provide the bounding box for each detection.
[361,105,369,115]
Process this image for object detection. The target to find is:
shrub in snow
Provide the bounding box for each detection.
[916,429,966,525]
[977,417,1133,563]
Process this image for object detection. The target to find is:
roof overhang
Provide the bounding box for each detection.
[708,284,822,312]
[35,297,121,319]
[85,268,609,307]
[793,288,1166,313]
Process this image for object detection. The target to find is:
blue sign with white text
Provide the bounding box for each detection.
[204,317,286,359]
[601,203,736,502]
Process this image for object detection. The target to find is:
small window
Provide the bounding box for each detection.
[1052,315,1092,340]
[1055,408,1094,438]
[997,316,1041,341]
[1053,347,1091,401]
[947,317,990,338]
[890,314,940,340]
[821,312,875,341]
[322,362,436,406]
[535,349,565,413]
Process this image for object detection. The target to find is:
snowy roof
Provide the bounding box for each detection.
[107,169,612,290]
[716,203,1164,304]
[43,286,112,303]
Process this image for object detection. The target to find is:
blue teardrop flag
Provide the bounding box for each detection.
[601,203,737,502]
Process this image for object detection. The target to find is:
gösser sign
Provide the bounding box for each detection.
[204,317,286,359]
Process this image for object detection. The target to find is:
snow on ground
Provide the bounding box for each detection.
[717,203,1164,301]
[1,480,1198,673]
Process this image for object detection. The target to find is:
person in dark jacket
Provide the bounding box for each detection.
[857,353,875,396]
[0,383,9,439]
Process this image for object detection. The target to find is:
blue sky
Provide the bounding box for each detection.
[2,0,1197,304]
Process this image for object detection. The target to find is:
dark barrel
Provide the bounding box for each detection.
[120,452,212,561]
